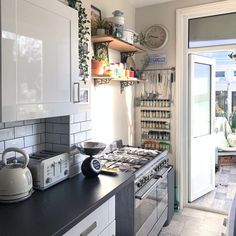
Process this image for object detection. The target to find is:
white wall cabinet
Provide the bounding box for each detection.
[64,196,116,236]
[1,0,82,122]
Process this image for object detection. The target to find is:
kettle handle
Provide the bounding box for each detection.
[2,147,29,168]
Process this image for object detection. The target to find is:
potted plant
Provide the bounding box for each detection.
[91,55,105,75]
[96,19,106,35]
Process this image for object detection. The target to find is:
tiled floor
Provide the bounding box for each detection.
[159,208,226,236]
[191,164,236,213]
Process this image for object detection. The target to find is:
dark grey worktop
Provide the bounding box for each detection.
[0,172,134,236]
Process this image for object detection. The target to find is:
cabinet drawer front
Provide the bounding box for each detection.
[98,220,116,236]
[64,196,115,236]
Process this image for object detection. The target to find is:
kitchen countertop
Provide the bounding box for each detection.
[0,172,134,236]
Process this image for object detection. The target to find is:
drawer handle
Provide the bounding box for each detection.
[80,221,97,236]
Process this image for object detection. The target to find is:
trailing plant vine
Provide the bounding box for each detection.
[67,0,90,83]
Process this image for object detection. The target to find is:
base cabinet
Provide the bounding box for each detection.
[98,220,116,236]
[64,196,115,236]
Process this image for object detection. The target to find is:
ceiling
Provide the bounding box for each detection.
[127,0,176,8]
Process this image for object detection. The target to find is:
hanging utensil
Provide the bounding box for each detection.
[153,71,159,99]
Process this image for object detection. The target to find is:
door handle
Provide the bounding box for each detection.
[80,221,97,236]
[73,82,80,103]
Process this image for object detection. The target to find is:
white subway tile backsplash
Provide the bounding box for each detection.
[46,123,53,133]
[70,123,80,134]
[15,125,33,138]
[24,134,41,147]
[16,146,33,157]
[5,138,24,149]
[81,121,92,131]
[70,135,74,145]
[60,135,69,145]
[86,130,92,140]
[32,144,45,153]
[40,133,46,143]
[33,123,45,134]
[73,112,86,123]
[45,133,60,144]
[24,119,41,125]
[60,116,70,124]
[74,132,86,144]
[52,144,69,153]
[45,117,61,123]
[0,128,14,141]
[5,121,24,128]
[53,124,69,134]
[45,143,53,151]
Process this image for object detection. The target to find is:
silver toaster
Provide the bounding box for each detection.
[28,151,70,190]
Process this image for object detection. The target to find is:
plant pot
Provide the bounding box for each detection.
[96,28,105,35]
[91,59,104,75]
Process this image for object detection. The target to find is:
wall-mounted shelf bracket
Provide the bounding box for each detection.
[94,77,112,87]
[120,80,136,93]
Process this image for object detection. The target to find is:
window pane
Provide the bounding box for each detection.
[189,13,236,48]
[216,91,228,117]
[232,92,236,112]
[192,63,211,137]
[216,71,226,82]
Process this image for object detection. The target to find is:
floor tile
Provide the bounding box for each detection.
[159,208,225,236]
[161,220,184,235]
[191,164,236,212]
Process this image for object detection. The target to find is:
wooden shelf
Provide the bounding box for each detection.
[91,35,144,53]
[141,117,171,121]
[142,128,171,132]
[92,75,139,82]
[140,107,171,111]
[142,138,171,143]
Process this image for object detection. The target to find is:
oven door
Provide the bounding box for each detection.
[135,176,162,236]
[157,167,169,219]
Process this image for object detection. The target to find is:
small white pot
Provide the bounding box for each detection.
[97,28,105,35]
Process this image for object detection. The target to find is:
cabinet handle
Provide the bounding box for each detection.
[73,82,80,103]
[80,221,97,236]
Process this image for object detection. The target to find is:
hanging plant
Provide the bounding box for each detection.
[67,0,90,83]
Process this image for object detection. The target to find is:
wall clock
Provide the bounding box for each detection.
[144,24,168,50]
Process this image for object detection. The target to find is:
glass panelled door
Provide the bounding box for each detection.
[189,54,216,202]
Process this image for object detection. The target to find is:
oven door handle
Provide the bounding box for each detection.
[135,177,162,200]
[156,166,173,179]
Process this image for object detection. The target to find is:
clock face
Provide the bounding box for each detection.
[145,25,168,50]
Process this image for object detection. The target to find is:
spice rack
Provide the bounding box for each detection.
[140,99,171,151]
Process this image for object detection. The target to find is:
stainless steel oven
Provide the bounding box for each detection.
[135,166,170,236]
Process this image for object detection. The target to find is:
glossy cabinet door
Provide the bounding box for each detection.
[64,196,116,236]
[1,0,78,121]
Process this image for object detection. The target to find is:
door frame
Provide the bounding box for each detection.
[176,0,236,209]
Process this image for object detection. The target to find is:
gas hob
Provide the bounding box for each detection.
[99,147,168,178]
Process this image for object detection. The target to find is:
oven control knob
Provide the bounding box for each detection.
[140,178,144,184]
[136,181,142,188]
[46,177,52,184]
[144,176,149,181]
